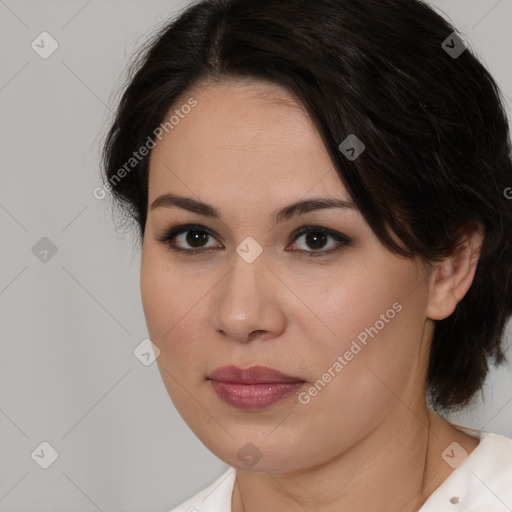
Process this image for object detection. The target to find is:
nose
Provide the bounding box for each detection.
[212,248,286,344]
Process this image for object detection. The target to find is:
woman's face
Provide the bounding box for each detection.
[141,79,434,472]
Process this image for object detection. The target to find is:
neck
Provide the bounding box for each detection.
[232,406,479,512]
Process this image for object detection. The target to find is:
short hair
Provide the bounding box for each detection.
[102,0,512,412]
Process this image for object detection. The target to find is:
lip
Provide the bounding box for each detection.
[207,365,306,410]
[208,365,304,384]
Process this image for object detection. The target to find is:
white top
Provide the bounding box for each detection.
[168,431,512,512]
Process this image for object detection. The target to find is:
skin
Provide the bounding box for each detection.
[140,78,483,512]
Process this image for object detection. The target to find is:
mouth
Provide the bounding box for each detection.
[207,365,306,410]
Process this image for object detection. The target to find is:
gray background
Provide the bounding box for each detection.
[0,1,511,511]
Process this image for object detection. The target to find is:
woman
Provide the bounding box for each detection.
[102,0,512,510]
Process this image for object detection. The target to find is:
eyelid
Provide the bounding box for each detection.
[154,224,222,252]
[290,225,351,248]
[154,223,351,257]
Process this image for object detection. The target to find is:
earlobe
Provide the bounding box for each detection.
[426,227,484,321]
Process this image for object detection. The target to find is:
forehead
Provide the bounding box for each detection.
[148,80,349,205]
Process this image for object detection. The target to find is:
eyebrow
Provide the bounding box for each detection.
[149,192,357,226]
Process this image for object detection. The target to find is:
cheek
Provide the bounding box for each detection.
[290,257,419,367]
[140,247,209,416]
[295,260,427,411]
[140,249,174,339]
[141,245,195,336]
[140,246,214,372]
[289,294,425,468]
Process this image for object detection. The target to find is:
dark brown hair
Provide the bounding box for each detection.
[102,0,512,412]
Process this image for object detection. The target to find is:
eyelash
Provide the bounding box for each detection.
[154,224,351,258]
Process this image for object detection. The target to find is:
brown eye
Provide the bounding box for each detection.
[155,225,222,254]
[287,226,351,257]
[182,229,211,248]
[155,224,351,257]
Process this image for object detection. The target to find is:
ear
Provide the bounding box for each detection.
[426,226,485,321]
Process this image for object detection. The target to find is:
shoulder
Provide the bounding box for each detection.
[420,431,512,511]
[167,467,237,512]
